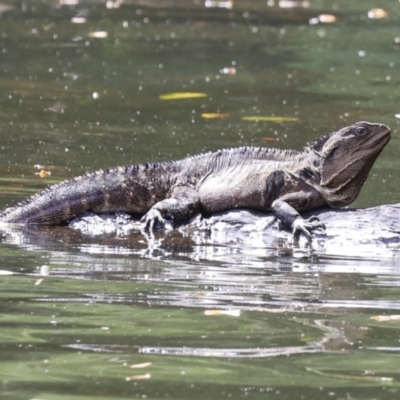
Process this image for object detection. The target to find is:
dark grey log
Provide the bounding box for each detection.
[67,204,400,259]
[183,205,400,258]
[1,204,400,260]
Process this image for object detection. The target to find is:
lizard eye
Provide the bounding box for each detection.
[355,126,368,135]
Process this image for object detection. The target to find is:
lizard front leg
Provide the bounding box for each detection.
[271,191,325,238]
[141,186,200,231]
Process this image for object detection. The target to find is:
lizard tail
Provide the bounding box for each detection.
[0,165,155,224]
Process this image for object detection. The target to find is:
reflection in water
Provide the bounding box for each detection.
[67,324,337,357]
[2,220,400,397]
[1,216,400,312]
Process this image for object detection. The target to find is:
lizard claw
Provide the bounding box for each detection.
[140,209,165,232]
[292,217,325,238]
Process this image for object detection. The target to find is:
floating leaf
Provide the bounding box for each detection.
[159,92,207,100]
[125,373,151,381]
[201,113,229,119]
[310,14,337,24]
[88,31,108,38]
[35,169,52,178]
[261,137,276,142]
[241,116,297,123]
[71,17,86,24]
[317,14,337,23]
[130,362,152,369]
[35,278,44,286]
[368,8,388,19]
[204,309,241,317]
[371,315,400,322]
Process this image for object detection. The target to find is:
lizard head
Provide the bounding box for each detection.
[312,121,391,207]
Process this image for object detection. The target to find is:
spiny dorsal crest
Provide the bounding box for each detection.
[306,131,336,154]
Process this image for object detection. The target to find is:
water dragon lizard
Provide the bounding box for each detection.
[0,121,390,237]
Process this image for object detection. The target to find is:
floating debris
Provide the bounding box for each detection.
[159,92,207,100]
[71,17,86,24]
[106,0,122,8]
[130,362,152,369]
[371,315,400,322]
[309,14,337,25]
[242,116,298,123]
[367,8,388,19]
[125,373,151,381]
[201,113,229,119]
[35,169,52,178]
[205,0,233,9]
[204,309,241,317]
[88,31,108,38]
[220,67,236,75]
[279,0,310,8]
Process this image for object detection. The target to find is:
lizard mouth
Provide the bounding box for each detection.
[367,124,391,150]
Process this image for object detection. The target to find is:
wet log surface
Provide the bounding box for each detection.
[1,204,400,261]
[68,203,400,259]
[182,204,400,259]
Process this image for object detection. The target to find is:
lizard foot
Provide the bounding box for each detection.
[292,216,325,238]
[140,209,165,232]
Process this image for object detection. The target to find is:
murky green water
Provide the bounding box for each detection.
[2,1,400,399]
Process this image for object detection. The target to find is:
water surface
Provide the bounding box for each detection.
[1,1,400,399]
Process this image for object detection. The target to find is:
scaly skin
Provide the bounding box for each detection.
[0,122,391,237]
